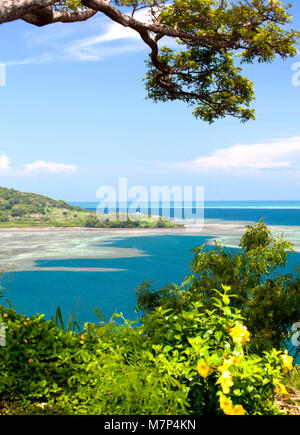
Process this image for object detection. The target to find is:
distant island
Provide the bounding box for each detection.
[0,187,176,229]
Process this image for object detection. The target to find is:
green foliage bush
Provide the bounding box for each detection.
[136,221,300,358]
[0,285,295,415]
[84,216,173,229]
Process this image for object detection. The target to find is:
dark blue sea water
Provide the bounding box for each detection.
[71,201,300,226]
[203,208,300,226]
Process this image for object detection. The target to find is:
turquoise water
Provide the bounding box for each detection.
[1,235,211,323]
[2,233,299,321]
[1,203,299,361]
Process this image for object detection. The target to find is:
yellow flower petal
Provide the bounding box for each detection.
[275,383,289,395]
[281,351,293,372]
[219,370,234,394]
[229,322,250,346]
[219,394,232,411]
[197,361,210,378]
[231,404,246,415]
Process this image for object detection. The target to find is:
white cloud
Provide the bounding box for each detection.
[66,41,145,62]
[0,152,10,171]
[5,54,52,67]
[22,161,78,175]
[65,9,151,61]
[173,137,300,171]
[79,9,151,46]
[0,152,77,176]
[76,21,139,48]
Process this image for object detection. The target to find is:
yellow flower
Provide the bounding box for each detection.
[231,404,246,415]
[26,317,30,321]
[16,325,21,328]
[222,405,233,415]
[220,358,233,370]
[218,370,234,394]
[275,383,289,395]
[24,339,28,343]
[281,351,293,373]
[28,359,33,363]
[80,335,85,340]
[229,322,250,346]
[3,313,8,318]
[220,356,239,370]
[197,360,210,378]
[219,394,232,411]
[23,321,27,326]
[219,395,246,415]
[218,355,241,374]
[80,340,84,345]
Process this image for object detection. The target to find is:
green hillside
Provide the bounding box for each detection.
[0,187,78,214]
[0,187,92,227]
[0,187,174,228]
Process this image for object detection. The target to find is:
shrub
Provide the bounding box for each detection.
[0,286,295,415]
[136,221,300,357]
[84,216,101,228]
[139,285,295,415]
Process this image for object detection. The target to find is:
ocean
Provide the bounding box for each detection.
[0,201,299,360]
[72,201,300,226]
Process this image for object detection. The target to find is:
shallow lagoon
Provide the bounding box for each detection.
[0,222,299,362]
[1,230,299,322]
[1,234,211,322]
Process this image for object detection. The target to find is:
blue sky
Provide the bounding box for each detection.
[0,3,300,202]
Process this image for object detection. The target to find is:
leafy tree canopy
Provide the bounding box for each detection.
[0,0,299,122]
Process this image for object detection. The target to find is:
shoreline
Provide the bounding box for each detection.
[0,225,186,232]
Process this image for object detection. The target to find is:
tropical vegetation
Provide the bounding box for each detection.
[0,221,299,415]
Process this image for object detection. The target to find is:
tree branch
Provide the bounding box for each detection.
[81,0,228,49]
[22,6,97,26]
[0,0,57,24]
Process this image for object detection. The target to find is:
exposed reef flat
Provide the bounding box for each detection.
[0,219,299,272]
[193,221,300,253]
[0,229,149,271]
[12,267,126,272]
